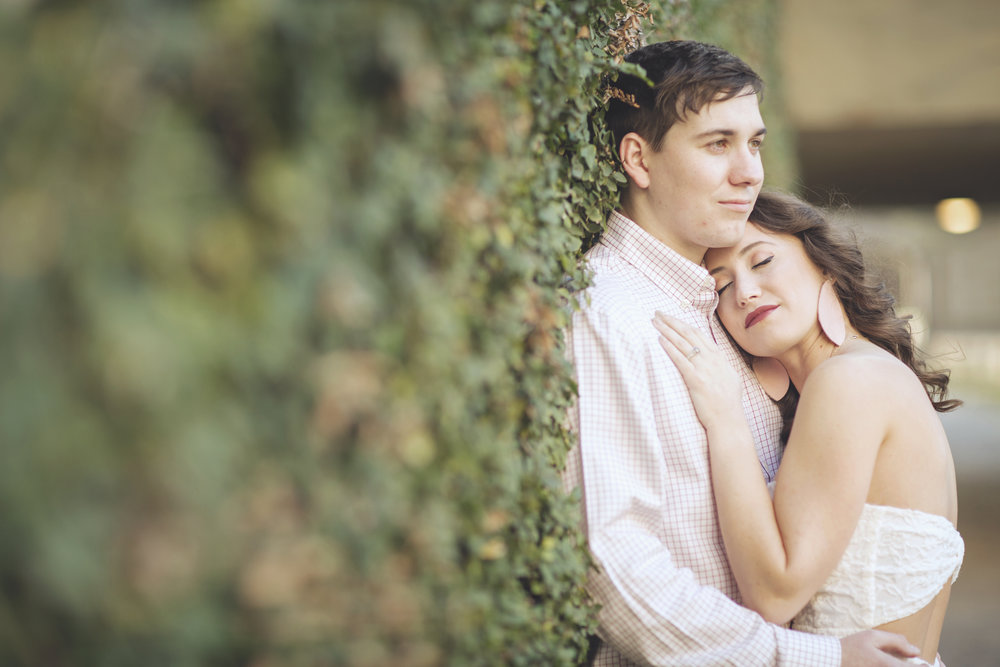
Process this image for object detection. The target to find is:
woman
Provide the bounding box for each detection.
[653,191,964,666]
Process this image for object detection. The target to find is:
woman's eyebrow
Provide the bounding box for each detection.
[707,240,774,275]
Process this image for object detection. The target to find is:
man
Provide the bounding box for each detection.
[564,40,920,666]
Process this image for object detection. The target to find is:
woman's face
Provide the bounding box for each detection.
[705,222,828,358]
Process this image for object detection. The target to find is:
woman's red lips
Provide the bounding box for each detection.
[745,305,777,329]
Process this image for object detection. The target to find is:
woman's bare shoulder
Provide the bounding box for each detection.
[807,344,913,393]
[799,345,922,425]
[788,347,909,476]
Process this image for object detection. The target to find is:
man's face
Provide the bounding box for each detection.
[641,90,766,263]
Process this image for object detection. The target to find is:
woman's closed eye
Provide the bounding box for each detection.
[715,257,773,295]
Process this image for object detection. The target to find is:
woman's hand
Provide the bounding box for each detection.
[652,313,744,431]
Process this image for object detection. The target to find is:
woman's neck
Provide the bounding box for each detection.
[779,330,861,393]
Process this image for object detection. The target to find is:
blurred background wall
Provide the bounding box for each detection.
[776,1,1000,663]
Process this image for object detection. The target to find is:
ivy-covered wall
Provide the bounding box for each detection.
[0,1,780,665]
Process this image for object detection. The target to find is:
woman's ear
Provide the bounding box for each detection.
[619,132,652,190]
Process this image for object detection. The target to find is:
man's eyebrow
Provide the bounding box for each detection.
[707,240,774,275]
[694,127,768,140]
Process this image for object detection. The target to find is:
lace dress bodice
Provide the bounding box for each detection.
[791,503,964,638]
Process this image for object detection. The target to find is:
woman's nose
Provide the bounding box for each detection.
[735,279,761,306]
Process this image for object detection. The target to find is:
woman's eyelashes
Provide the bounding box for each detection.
[714,256,775,296]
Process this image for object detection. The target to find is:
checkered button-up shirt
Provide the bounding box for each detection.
[564,210,841,666]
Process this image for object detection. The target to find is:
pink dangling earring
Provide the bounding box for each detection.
[818,280,846,346]
[752,357,790,401]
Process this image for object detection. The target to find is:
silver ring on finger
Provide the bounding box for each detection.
[685,346,701,360]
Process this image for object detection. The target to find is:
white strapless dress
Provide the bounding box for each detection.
[790,503,964,666]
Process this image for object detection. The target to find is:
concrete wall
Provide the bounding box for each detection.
[780,0,1000,130]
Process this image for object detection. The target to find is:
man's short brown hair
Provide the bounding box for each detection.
[606,40,764,153]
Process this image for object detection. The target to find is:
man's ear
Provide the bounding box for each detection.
[619,131,652,190]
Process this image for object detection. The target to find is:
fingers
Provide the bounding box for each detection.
[652,316,691,362]
[869,630,920,659]
[655,323,690,369]
[653,312,711,349]
[652,312,714,361]
[840,630,920,667]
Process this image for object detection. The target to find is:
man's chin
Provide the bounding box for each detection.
[708,222,748,249]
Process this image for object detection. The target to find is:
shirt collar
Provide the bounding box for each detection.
[600,209,719,313]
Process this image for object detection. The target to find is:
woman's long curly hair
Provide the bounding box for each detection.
[746,191,961,442]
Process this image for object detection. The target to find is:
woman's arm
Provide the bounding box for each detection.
[654,314,886,624]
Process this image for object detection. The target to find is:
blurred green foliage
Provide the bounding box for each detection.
[0,1,782,665]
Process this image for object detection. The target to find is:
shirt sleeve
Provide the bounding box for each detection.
[567,304,841,666]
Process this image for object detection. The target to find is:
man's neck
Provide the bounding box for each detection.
[619,192,705,265]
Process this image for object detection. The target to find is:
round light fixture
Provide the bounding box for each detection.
[935,197,980,234]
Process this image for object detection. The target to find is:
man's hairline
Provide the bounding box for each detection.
[649,86,762,151]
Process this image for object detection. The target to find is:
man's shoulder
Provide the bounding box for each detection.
[577,253,642,313]
[580,243,639,293]
[573,250,665,337]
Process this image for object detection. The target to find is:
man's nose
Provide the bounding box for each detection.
[731,147,763,187]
